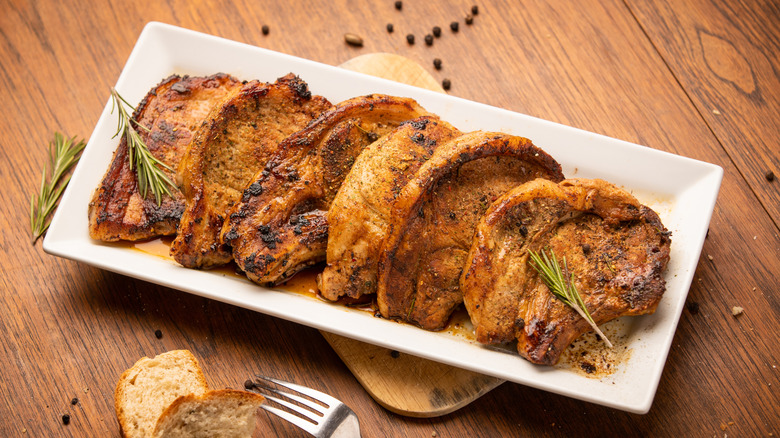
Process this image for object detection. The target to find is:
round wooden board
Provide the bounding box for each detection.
[318,53,505,418]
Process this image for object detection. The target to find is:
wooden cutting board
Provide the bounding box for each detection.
[318,53,505,418]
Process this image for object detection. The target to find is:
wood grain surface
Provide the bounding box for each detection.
[1,0,778,437]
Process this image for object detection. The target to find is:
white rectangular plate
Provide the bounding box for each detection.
[44,22,722,414]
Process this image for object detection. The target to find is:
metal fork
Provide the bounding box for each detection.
[249,375,361,438]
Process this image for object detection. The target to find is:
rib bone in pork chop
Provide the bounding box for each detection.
[88,74,242,241]
[221,94,431,286]
[170,74,331,269]
[461,178,672,365]
[319,116,461,301]
[376,132,565,330]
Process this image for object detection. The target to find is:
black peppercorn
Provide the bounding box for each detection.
[433,58,442,70]
[71,397,79,405]
[465,14,474,25]
[424,34,433,45]
[450,21,459,32]
[432,26,441,37]
[472,5,479,15]
[386,23,394,33]
[390,350,400,358]
[154,329,162,339]
[261,25,269,35]
[766,170,775,182]
[442,78,451,90]
[244,379,255,390]
[62,414,71,425]
[406,34,415,44]
[394,1,402,10]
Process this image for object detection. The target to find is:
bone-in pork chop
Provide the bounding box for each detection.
[461,178,671,365]
[221,95,431,285]
[170,74,331,269]
[376,132,564,330]
[318,116,461,301]
[88,74,242,241]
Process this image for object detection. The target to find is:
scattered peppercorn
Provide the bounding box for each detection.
[442,78,451,90]
[71,397,79,405]
[465,14,474,25]
[386,23,394,33]
[344,33,364,47]
[244,379,255,390]
[390,350,400,358]
[686,301,700,315]
[154,329,162,339]
[450,21,459,32]
[406,33,415,44]
[766,170,775,182]
[433,58,442,70]
[424,34,433,45]
[432,26,442,37]
[472,5,479,15]
[394,1,402,10]
[261,25,270,35]
[62,414,71,425]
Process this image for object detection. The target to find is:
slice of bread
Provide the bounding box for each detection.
[152,389,266,438]
[115,350,209,438]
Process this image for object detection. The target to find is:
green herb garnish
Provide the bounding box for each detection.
[528,248,613,348]
[30,133,86,243]
[110,88,174,205]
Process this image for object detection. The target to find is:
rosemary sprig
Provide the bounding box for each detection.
[30,133,86,243]
[528,248,613,348]
[110,88,175,205]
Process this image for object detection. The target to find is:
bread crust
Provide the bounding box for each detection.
[114,350,208,438]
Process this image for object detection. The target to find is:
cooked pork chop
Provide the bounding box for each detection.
[376,132,564,330]
[88,73,242,241]
[461,178,672,365]
[318,116,461,301]
[170,74,331,269]
[221,95,430,285]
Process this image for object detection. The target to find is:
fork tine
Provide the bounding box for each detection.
[260,403,318,436]
[262,392,323,420]
[260,385,328,414]
[255,375,342,406]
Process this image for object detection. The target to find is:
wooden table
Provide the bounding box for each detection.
[2,0,777,436]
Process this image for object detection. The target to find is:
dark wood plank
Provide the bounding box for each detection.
[626,0,780,227]
[1,0,778,436]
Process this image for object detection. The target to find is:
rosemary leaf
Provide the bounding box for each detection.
[528,248,613,348]
[110,88,174,205]
[30,133,86,244]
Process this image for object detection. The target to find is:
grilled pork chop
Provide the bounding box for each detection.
[170,74,331,269]
[461,178,672,365]
[318,116,461,301]
[376,132,564,330]
[221,94,431,286]
[88,73,242,241]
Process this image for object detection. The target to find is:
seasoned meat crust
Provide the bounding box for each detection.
[170,74,332,269]
[376,132,565,330]
[221,94,431,286]
[88,73,242,241]
[461,178,672,365]
[318,116,461,301]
